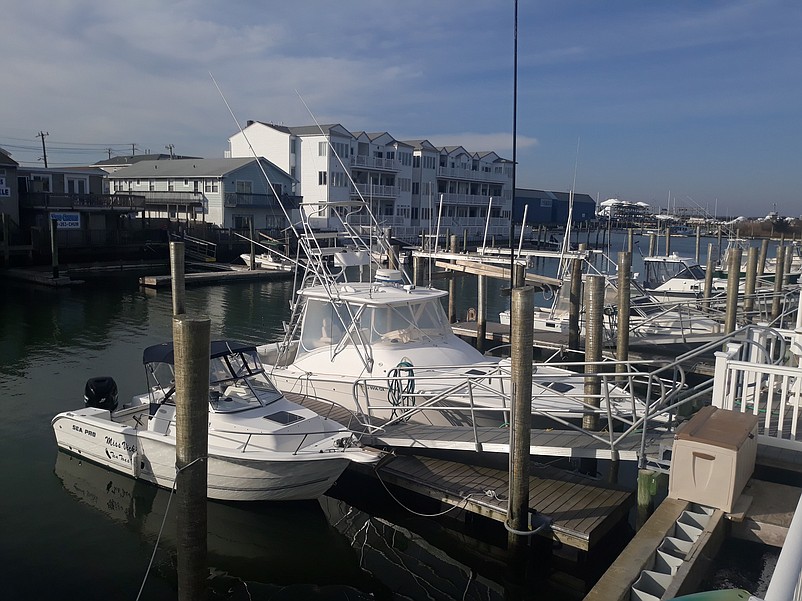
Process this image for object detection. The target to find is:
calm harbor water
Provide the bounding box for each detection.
[0,232,782,599]
[0,270,583,601]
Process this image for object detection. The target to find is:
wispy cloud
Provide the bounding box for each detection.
[1,0,800,211]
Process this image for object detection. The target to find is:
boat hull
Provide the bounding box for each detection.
[52,408,352,502]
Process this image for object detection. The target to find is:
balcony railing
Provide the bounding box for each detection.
[224,192,300,210]
[134,191,205,206]
[20,192,146,210]
[437,193,499,206]
[350,184,398,199]
[350,155,400,171]
[437,166,509,183]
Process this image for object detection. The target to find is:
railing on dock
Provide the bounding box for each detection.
[344,324,792,467]
[711,323,802,450]
[172,233,217,262]
[345,355,696,463]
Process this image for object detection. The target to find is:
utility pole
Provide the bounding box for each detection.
[37,131,49,168]
[165,144,175,159]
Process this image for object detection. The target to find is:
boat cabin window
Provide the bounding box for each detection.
[300,299,348,351]
[208,348,283,411]
[645,259,701,286]
[146,347,283,413]
[300,297,451,351]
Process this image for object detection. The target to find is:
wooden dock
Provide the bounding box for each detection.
[139,268,294,288]
[369,454,633,552]
[289,393,642,551]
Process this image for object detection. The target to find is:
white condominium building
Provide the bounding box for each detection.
[228,121,513,243]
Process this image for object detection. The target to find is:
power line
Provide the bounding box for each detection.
[0,133,138,147]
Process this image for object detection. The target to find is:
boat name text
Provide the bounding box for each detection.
[105,436,137,453]
[72,424,96,437]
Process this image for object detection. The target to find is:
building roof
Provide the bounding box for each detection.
[515,188,595,205]
[106,157,291,179]
[94,153,201,167]
[250,121,353,138]
[401,139,439,151]
[0,146,19,167]
[19,166,107,177]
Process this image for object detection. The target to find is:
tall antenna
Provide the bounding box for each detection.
[509,0,518,296]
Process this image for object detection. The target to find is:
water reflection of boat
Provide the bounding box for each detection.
[53,451,386,597]
[319,494,508,601]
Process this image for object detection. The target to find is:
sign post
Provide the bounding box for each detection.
[50,218,59,279]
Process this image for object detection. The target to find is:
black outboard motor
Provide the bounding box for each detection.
[84,376,119,412]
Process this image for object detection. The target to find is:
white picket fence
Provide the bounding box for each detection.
[711,310,802,600]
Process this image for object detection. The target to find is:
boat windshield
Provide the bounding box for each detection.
[147,348,283,410]
[208,349,284,411]
[645,258,702,286]
[300,297,451,351]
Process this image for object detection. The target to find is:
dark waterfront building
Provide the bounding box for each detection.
[513,188,596,226]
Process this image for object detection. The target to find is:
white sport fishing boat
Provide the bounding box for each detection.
[642,253,728,301]
[499,272,723,347]
[52,340,378,501]
[239,251,294,272]
[224,125,676,429]
[258,255,669,429]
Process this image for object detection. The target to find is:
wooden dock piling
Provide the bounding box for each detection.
[616,251,631,376]
[744,246,758,320]
[725,247,742,334]
[173,315,210,601]
[508,285,535,552]
[772,245,786,321]
[583,275,604,432]
[170,241,186,316]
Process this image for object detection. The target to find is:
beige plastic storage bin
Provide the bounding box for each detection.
[668,406,759,512]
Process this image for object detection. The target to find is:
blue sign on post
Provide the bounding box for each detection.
[50,212,81,229]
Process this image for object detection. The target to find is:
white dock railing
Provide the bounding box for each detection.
[711,316,802,451]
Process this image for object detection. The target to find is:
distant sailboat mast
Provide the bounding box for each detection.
[557,137,580,280]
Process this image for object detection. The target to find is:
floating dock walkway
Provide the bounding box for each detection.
[370,454,632,552]
[139,268,294,288]
[289,393,664,551]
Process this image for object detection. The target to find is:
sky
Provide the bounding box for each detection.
[1,0,800,218]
